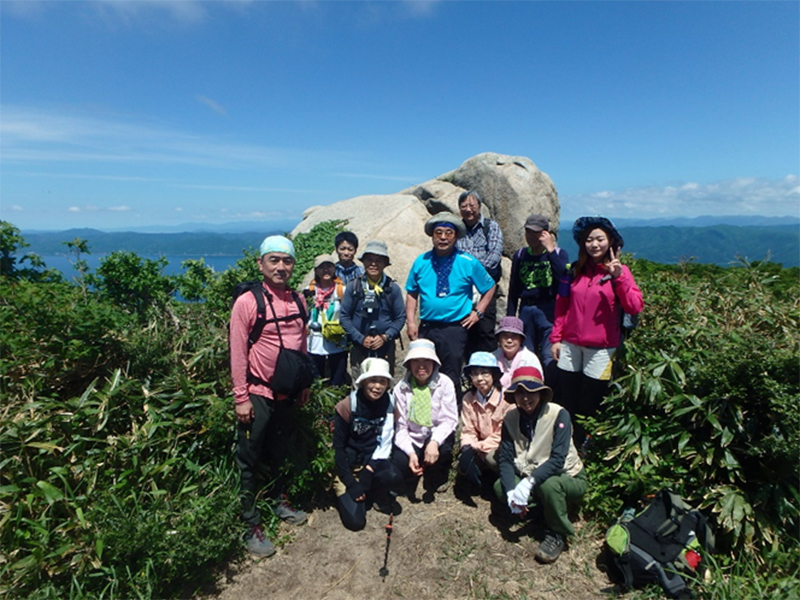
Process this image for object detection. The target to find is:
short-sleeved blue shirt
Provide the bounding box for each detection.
[406,249,495,322]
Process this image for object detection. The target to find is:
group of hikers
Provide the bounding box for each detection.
[229,190,644,565]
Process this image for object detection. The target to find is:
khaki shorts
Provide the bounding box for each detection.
[557,341,616,381]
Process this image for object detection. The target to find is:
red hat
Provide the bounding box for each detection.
[503,366,553,404]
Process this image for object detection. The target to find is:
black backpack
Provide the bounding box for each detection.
[481,219,502,282]
[604,489,716,599]
[231,281,307,348]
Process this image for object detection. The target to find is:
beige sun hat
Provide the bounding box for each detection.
[313,253,336,269]
[424,212,467,239]
[358,240,391,265]
[355,357,393,386]
[402,338,441,367]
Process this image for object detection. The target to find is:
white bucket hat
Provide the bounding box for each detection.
[355,357,392,386]
[402,338,441,367]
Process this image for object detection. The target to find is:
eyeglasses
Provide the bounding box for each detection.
[433,228,456,239]
[469,369,493,379]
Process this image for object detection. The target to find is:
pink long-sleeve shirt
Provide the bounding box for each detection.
[459,387,511,455]
[550,262,643,349]
[229,282,308,404]
[392,371,458,457]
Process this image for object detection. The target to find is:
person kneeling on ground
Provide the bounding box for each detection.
[333,358,404,531]
[392,339,458,503]
[495,366,586,564]
[457,352,511,496]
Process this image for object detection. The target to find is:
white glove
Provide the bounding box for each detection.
[510,476,534,507]
[506,491,523,514]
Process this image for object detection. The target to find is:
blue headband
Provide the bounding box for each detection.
[434,222,457,231]
[259,235,295,258]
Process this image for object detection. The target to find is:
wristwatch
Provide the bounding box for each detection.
[475,309,484,319]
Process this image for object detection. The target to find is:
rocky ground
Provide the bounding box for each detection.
[198,482,615,600]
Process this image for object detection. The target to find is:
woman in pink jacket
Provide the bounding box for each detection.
[550,216,643,446]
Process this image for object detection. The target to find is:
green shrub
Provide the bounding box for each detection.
[584,258,800,561]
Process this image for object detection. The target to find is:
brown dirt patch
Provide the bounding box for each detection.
[200,485,613,600]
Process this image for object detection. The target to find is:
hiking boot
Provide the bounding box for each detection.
[535,532,566,564]
[244,524,276,558]
[375,499,403,516]
[275,494,307,525]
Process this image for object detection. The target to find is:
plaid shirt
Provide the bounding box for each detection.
[456,215,504,280]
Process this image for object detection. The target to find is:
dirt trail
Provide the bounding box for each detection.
[201,486,612,600]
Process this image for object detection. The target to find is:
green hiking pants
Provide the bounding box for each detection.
[495,469,587,536]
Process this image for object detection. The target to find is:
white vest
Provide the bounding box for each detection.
[505,402,583,478]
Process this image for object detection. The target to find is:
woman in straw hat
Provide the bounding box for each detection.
[496,366,586,564]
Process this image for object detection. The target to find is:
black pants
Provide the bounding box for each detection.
[419,321,468,404]
[349,340,396,382]
[310,351,348,387]
[465,295,498,357]
[557,369,609,447]
[336,460,404,531]
[392,434,455,497]
[236,394,296,527]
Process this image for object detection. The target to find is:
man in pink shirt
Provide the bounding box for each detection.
[229,235,310,557]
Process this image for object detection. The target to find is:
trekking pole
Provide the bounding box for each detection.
[379,511,394,581]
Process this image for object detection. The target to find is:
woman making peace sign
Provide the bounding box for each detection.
[549,217,643,446]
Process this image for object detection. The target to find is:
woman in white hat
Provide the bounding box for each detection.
[391,339,458,502]
[332,358,404,531]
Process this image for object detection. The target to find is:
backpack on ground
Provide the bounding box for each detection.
[604,489,715,599]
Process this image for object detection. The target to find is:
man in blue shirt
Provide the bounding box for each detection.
[406,212,497,401]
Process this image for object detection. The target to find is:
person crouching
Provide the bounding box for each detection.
[495,366,587,564]
[332,358,404,531]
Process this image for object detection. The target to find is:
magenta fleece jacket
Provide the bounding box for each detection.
[550,262,643,349]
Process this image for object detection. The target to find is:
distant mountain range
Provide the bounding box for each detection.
[21,216,800,268]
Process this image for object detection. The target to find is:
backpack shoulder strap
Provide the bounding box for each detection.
[248,285,268,348]
[482,218,492,249]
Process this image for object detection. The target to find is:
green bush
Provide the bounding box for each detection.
[0,222,348,598]
[584,258,800,561]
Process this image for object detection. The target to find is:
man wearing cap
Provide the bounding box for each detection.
[340,240,406,382]
[496,366,586,564]
[229,235,310,558]
[405,211,497,400]
[506,214,569,382]
[455,190,504,355]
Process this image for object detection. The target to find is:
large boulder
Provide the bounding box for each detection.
[292,194,431,288]
[290,153,559,310]
[435,152,560,255]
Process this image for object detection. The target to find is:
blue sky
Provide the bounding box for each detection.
[1,0,798,231]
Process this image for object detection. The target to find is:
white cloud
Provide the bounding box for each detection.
[66,204,131,213]
[0,105,347,170]
[196,95,227,116]
[562,176,800,220]
[6,205,24,211]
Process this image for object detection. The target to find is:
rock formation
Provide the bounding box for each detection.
[291,152,560,310]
